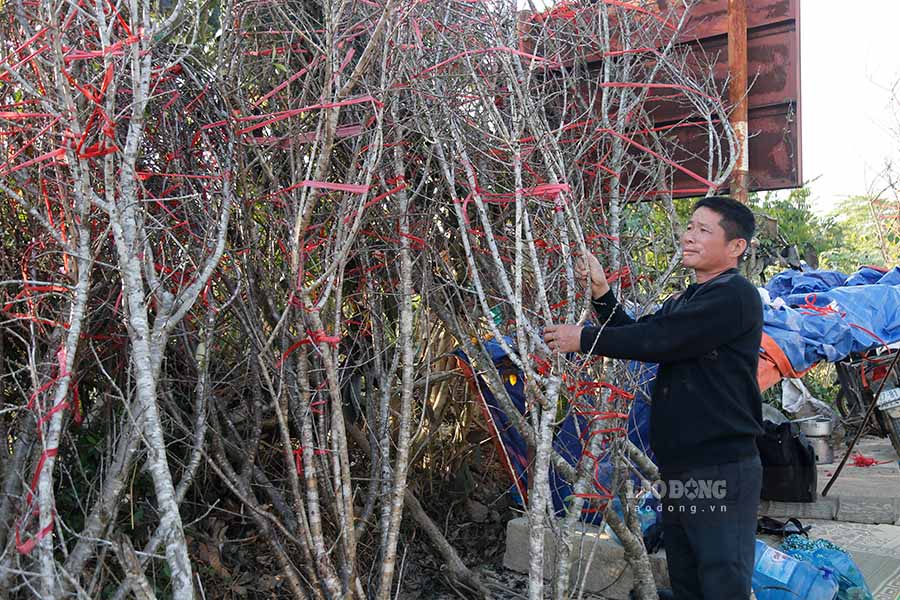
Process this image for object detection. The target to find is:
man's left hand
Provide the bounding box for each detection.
[543,324,583,353]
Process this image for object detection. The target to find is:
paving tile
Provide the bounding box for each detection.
[872,561,900,600]
[850,551,895,584]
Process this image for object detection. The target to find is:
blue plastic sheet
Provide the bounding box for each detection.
[766,266,900,300]
[766,269,849,299]
[844,267,886,287]
[454,338,655,523]
[781,534,873,600]
[876,266,900,286]
[763,267,900,372]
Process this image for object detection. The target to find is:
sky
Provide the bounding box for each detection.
[801,0,900,214]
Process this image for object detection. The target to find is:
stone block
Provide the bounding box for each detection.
[759,497,838,520]
[836,496,900,525]
[503,517,669,599]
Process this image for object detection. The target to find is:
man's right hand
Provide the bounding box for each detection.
[575,250,610,300]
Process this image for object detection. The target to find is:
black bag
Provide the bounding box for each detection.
[756,516,811,537]
[756,420,818,502]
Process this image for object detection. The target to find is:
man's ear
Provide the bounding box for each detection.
[728,237,748,260]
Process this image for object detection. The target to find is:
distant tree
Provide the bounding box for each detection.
[821,194,900,272]
[817,74,900,273]
[750,187,846,273]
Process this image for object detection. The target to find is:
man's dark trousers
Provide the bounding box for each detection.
[659,454,762,600]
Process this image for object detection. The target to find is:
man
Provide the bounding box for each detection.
[544,196,764,600]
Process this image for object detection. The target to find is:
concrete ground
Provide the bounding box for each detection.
[502,436,900,599]
[817,435,900,501]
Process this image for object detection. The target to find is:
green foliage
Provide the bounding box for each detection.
[750,187,844,275]
[821,195,900,272]
[801,362,841,406]
[742,187,899,275]
[640,188,896,290]
[750,187,844,261]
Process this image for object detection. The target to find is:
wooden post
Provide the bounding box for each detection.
[728,0,750,203]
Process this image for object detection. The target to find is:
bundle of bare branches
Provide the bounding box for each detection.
[1,0,734,597]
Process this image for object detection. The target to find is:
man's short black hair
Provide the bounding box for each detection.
[692,195,755,244]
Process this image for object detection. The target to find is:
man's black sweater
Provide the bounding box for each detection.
[579,268,764,472]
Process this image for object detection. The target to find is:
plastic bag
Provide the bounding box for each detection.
[781,534,873,600]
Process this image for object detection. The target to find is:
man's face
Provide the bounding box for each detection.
[680,207,745,272]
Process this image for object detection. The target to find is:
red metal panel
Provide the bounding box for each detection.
[665,104,799,193]
[674,0,797,41]
[649,22,798,119]
[696,0,800,194]
[520,0,802,195]
[747,104,800,191]
[658,0,802,195]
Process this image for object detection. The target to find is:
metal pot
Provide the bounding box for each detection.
[807,436,834,464]
[797,417,833,438]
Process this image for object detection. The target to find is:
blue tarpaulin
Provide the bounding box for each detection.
[454,340,654,522]
[763,266,900,372]
[765,269,850,299]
